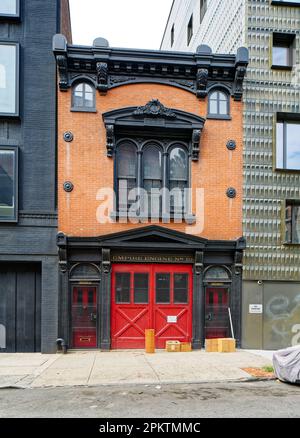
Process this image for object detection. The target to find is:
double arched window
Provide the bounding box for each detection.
[208,90,230,118]
[116,141,189,216]
[71,82,95,111]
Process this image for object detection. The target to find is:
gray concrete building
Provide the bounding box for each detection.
[161,0,300,349]
[0,0,71,353]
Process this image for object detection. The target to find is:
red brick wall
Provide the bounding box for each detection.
[58,83,243,240]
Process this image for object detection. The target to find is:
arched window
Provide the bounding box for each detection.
[208,90,229,117]
[143,144,162,215]
[169,146,188,213]
[204,266,231,281]
[117,143,137,211]
[72,82,95,110]
[70,263,100,280]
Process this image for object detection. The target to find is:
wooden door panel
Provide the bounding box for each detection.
[72,286,97,348]
[205,287,229,339]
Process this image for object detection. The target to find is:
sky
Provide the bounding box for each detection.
[69,0,173,49]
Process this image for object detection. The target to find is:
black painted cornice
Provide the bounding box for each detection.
[53,34,248,100]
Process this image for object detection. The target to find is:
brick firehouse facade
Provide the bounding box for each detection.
[54,35,248,350]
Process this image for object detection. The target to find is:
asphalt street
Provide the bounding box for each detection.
[0,380,299,418]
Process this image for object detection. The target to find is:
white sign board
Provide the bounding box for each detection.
[167,316,177,323]
[249,304,263,314]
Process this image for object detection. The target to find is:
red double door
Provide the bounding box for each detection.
[111,264,193,349]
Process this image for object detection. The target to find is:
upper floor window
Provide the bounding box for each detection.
[117,142,137,212]
[0,0,20,18]
[0,42,19,117]
[71,82,96,112]
[272,33,295,69]
[271,1,300,6]
[200,0,207,23]
[0,147,18,222]
[187,14,193,46]
[285,201,300,244]
[171,24,175,47]
[115,140,189,217]
[208,90,230,119]
[276,114,300,170]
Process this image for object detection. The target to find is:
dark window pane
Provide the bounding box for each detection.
[143,145,162,215]
[286,123,300,170]
[294,206,300,243]
[209,291,214,305]
[134,273,149,303]
[218,291,223,305]
[204,266,230,280]
[88,289,94,305]
[0,150,15,219]
[115,273,130,303]
[174,273,188,303]
[143,146,162,179]
[156,273,170,303]
[77,289,83,305]
[0,1,17,14]
[0,44,17,114]
[118,144,136,177]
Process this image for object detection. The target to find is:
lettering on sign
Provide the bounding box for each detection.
[249,304,263,314]
[111,255,194,263]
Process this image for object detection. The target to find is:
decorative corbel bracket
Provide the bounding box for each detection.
[191,128,203,161]
[102,248,111,274]
[194,251,204,275]
[233,66,247,101]
[57,232,68,274]
[106,125,115,158]
[96,62,108,94]
[56,55,69,91]
[196,68,209,98]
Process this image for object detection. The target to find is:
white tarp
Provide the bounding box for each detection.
[273,345,300,384]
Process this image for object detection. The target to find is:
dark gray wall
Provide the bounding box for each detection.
[0,1,64,353]
[242,281,300,350]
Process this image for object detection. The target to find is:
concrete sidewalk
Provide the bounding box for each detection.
[0,350,274,389]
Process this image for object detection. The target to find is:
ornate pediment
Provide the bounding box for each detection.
[102,102,205,160]
[133,99,177,119]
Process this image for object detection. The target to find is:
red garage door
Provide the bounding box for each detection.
[111,264,193,349]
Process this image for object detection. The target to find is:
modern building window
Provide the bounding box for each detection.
[271,1,300,6]
[115,140,189,217]
[276,115,300,170]
[208,90,230,118]
[71,82,96,111]
[0,43,19,116]
[285,202,300,244]
[272,33,295,69]
[171,24,175,47]
[0,147,18,222]
[200,0,207,23]
[0,0,20,18]
[187,14,193,46]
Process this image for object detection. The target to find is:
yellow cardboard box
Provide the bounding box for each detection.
[166,340,181,352]
[180,342,192,352]
[205,338,219,352]
[217,338,236,353]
